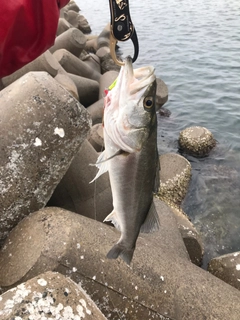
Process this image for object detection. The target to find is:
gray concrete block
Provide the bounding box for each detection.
[0,71,91,244]
[50,28,86,57]
[2,51,59,87]
[68,73,99,107]
[47,140,112,222]
[0,203,240,319]
[53,49,101,82]
[0,271,106,319]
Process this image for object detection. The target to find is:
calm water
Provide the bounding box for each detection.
[77,0,240,267]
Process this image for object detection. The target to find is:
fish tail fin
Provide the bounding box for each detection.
[106,244,135,265]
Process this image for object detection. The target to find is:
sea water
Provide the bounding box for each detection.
[76,0,240,268]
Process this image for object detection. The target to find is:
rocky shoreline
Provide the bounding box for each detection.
[0,1,240,319]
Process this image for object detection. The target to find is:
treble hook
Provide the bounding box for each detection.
[109,0,139,66]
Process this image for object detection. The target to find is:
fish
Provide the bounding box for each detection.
[91,56,160,264]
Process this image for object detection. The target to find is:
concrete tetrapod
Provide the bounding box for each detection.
[53,49,101,82]
[50,28,87,57]
[48,140,112,222]
[0,271,106,320]
[0,71,91,244]
[0,203,240,319]
[1,51,60,87]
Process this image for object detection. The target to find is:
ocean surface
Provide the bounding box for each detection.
[76,0,240,268]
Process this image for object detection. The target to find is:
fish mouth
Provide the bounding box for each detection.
[124,56,156,97]
[111,56,156,105]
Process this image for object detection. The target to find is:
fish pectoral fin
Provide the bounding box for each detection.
[89,149,125,183]
[140,202,160,233]
[103,210,121,231]
[89,151,109,183]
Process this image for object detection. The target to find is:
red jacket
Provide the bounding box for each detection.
[0,0,70,77]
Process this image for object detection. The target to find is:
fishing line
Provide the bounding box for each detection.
[93,143,105,221]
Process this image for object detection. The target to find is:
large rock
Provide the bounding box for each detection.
[68,73,99,107]
[0,71,91,244]
[171,206,203,266]
[48,140,112,222]
[208,251,240,290]
[179,126,216,157]
[98,70,119,99]
[156,78,168,110]
[53,49,101,82]
[1,203,240,319]
[56,18,72,36]
[158,153,192,207]
[0,271,106,319]
[87,98,104,125]
[1,51,59,87]
[50,28,86,57]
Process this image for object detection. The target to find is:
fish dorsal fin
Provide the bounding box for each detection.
[89,151,109,183]
[104,210,121,231]
[140,202,160,233]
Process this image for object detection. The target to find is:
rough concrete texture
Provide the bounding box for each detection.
[85,38,98,53]
[53,49,101,82]
[0,271,106,320]
[68,73,99,107]
[98,70,119,99]
[48,140,112,222]
[208,251,240,290]
[77,14,92,34]
[82,53,101,74]
[65,1,81,13]
[179,126,216,157]
[156,77,169,110]
[50,28,86,57]
[88,124,104,152]
[87,98,104,125]
[171,207,203,266]
[65,10,91,34]
[1,203,240,319]
[1,51,60,87]
[0,71,91,244]
[57,18,72,36]
[97,24,111,49]
[54,72,79,100]
[158,153,192,207]
[0,201,188,318]
[100,52,121,73]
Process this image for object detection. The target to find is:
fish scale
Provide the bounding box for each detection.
[92,56,160,264]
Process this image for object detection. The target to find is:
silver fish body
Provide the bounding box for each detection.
[92,57,159,264]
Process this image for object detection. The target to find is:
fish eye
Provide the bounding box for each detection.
[144,97,154,109]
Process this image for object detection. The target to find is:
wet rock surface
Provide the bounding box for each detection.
[0,271,106,319]
[158,153,192,208]
[179,126,216,157]
[208,251,240,290]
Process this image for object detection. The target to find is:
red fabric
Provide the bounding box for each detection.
[0,0,70,77]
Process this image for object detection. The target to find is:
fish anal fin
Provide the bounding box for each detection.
[140,201,160,233]
[106,243,134,265]
[103,210,121,231]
